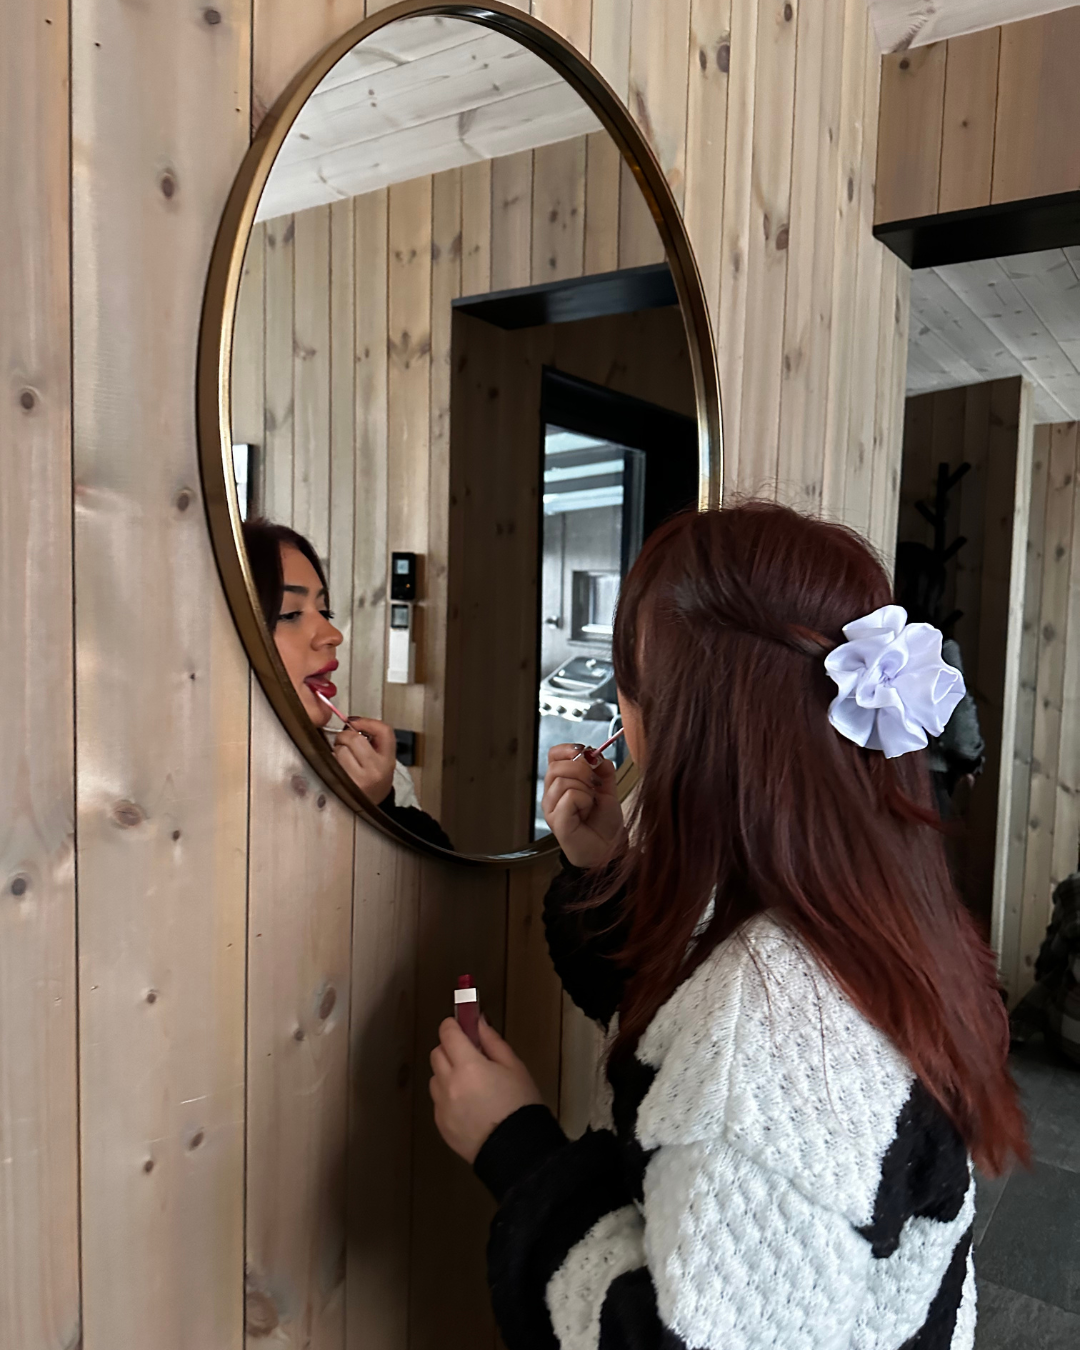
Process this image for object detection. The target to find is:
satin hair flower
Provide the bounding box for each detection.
[824,605,965,759]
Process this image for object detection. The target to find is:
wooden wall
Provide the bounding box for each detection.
[3,1,908,1347]
[896,378,1032,931]
[997,420,1080,1003]
[876,8,1080,223]
[232,136,666,819]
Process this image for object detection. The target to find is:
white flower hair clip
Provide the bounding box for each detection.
[823,605,965,759]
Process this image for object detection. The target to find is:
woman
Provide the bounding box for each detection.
[428,503,1026,1349]
[242,518,451,851]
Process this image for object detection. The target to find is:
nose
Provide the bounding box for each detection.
[315,615,343,648]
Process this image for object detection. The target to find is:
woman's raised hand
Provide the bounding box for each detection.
[333,717,397,805]
[542,743,626,868]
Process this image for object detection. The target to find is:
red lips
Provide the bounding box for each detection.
[304,660,338,700]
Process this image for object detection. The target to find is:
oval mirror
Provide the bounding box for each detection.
[199,0,721,863]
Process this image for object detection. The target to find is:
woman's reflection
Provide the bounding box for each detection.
[242,518,453,850]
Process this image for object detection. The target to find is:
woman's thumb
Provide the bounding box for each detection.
[477,1015,515,1065]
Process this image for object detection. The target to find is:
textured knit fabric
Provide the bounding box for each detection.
[473,860,976,1350]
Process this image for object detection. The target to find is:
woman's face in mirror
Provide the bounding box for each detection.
[274,545,343,729]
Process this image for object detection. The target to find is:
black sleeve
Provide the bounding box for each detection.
[377,790,455,851]
[543,856,629,1028]
[474,1106,655,1350]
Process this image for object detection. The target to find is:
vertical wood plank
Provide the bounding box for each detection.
[505,856,564,1112]
[72,1,251,1344]
[776,0,844,513]
[617,154,667,269]
[1017,419,1076,993]
[461,160,492,299]
[0,2,80,1346]
[1051,426,1080,891]
[987,381,1033,972]
[329,198,357,704]
[491,150,534,292]
[684,0,732,336]
[874,43,947,224]
[408,866,508,1350]
[999,425,1050,998]
[590,0,631,102]
[954,383,994,692]
[993,9,1080,205]
[532,137,587,285]
[715,0,760,491]
[531,0,593,53]
[345,830,421,1350]
[627,0,692,211]
[584,132,621,277]
[821,0,872,522]
[293,205,332,561]
[351,190,389,722]
[384,177,432,797]
[264,214,296,525]
[866,249,903,560]
[252,0,368,128]
[233,224,267,455]
[425,168,464,826]
[938,27,1000,215]
[245,698,355,1349]
[738,0,798,496]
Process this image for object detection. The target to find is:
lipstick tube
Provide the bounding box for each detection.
[454,975,481,1048]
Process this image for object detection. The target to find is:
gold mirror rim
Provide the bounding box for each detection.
[196,0,723,867]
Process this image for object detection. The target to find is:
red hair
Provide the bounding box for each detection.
[602,502,1026,1176]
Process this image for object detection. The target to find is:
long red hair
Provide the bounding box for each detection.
[602,502,1026,1176]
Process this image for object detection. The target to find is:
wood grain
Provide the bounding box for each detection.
[993,8,1080,205]
[246,697,355,1348]
[737,0,798,493]
[1051,427,1080,892]
[628,0,692,211]
[264,214,296,524]
[491,150,535,290]
[939,27,1001,214]
[531,137,587,284]
[293,205,333,560]
[874,43,946,224]
[72,1,251,1344]
[352,189,390,722]
[1017,419,1075,993]
[330,196,358,705]
[0,3,80,1347]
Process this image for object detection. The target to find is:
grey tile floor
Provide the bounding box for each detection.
[974,1042,1080,1348]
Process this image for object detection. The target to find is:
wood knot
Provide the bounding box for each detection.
[316,794,327,809]
[146,989,158,1004]
[203,7,222,23]
[775,224,789,251]
[847,175,855,203]
[899,57,910,71]
[319,986,337,1019]
[293,1026,305,1041]
[717,41,730,73]
[783,2,793,20]
[188,1129,205,1150]
[143,1158,154,1173]
[160,172,176,199]
[699,46,707,70]
[175,488,194,512]
[172,829,181,841]
[10,875,29,897]
[245,1288,280,1338]
[19,389,36,411]
[291,774,308,797]
[111,800,145,829]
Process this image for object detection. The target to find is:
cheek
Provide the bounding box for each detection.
[273,628,304,689]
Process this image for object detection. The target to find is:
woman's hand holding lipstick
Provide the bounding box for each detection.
[542,742,627,868]
[429,1015,542,1165]
[332,715,397,804]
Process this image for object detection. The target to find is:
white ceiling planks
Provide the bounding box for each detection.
[256,15,600,221]
[866,1,1078,52]
[908,250,1080,423]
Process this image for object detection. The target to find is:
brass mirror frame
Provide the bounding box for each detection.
[197,0,723,866]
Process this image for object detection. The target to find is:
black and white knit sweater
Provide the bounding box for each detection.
[473,861,976,1350]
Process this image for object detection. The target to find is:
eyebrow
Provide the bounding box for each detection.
[282,584,328,600]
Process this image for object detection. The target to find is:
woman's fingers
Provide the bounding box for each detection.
[346,717,395,756]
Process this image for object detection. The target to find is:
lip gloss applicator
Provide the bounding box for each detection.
[315,689,373,742]
[572,727,625,762]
